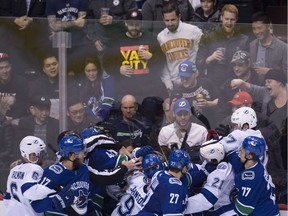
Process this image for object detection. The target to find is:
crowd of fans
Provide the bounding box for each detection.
[0,0,287,215]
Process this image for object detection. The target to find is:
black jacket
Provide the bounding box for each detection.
[1,0,46,17]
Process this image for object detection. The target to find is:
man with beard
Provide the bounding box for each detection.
[196,4,249,88]
[31,136,91,215]
[158,98,207,162]
[157,2,202,93]
[103,9,167,102]
[31,135,137,215]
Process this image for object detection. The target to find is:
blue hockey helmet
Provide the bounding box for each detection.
[57,130,82,144]
[242,136,266,159]
[59,136,85,158]
[142,153,165,179]
[81,126,100,139]
[168,149,191,170]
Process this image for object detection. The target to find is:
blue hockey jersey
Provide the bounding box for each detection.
[35,162,91,215]
[234,162,279,216]
[138,170,188,216]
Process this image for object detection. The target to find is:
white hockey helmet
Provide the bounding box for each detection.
[200,139,225,164]
[231,107,257,129]
[20,136,46,163]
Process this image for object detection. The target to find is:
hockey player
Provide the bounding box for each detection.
[112,153,166,216]
[185,139,237,215]
[138,149,190,215]
[4,136,74,216]
[231,136,279,215]
[81,125,150,215]
[219,107,268,172]
[31,135,91,215]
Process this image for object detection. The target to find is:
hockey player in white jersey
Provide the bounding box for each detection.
[4,136,62,216]
[220,107,268,172]
[185,139,237,216]
[112,153,165,216]
[231,136,279,215]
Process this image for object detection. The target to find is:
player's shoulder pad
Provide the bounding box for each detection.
[48,164,64,174]
[216,162,229,170]
[215,162,233,176]
[169,177,182,186]
[241,170,255,181]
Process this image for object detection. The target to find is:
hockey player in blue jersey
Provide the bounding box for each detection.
[138,149,190,215]
[231,136,279,215]
[185,139,237,215]
[112,153,166,216]
[31,135,92,215]
[81,125,150,215]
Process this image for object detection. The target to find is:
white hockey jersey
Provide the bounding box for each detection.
[185,162,236,216]
[5,163,55,216]
[112,171,149,216]
[220,129,268,166]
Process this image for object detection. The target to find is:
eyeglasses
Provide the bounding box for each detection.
[69,108,84,116]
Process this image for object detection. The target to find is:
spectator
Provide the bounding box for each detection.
[46,0,88,73]
[102,9,167,102]
[141,0,194,35]
[66,96,98,133]
[72,57,115,121]
[158,98,207,162]
[250,12,287,76]
[157,2,202,93]
[0,53,29,120]
[103,94,152,148]
[217,91,254,130]
[85,0,136,55]
[16,95,59,165]
[171,60,220,128]
[231,69,287,132]
[218,50,263,119]
[29,54,60,119]
[196,4,249,87]
[192,0,220,34]
[0,0,49,74]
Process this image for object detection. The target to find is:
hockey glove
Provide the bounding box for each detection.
[215,124,231,137]
[52,185,76,210]
[229,186,239,202]
[134,146,154,158]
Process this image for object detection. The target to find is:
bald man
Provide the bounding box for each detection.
[121,95,138,121]
[104,94,151,148]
